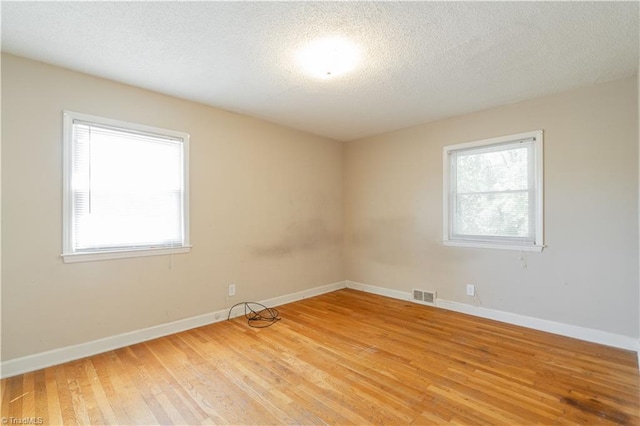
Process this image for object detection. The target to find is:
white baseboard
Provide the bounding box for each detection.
[246,280,347,315]
[345,280,640,353]
[1,281,346,379]
[345,280,410,301]
[3,279,636,378]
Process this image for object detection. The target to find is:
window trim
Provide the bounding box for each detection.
[442,130,544,252]
[62,111,191,263]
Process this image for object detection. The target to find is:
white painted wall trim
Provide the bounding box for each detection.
[0,281,346,379]
[435,299,639,352]
[345,280,410,301]
[4,279,636,378]
[345,280,640,353]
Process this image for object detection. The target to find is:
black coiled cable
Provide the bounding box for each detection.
[227,302,281,328]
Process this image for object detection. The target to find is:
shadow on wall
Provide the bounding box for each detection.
[347,216,480,266]
[251,218,342,258]
[348,216,427,266]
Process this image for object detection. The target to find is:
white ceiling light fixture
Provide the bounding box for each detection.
[2,2,637,140]
[295,37,361,79]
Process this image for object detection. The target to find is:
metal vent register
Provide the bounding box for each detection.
[412,289,435,305]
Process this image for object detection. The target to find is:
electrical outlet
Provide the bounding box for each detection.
[466,284,475,296]
[228,284,236,297]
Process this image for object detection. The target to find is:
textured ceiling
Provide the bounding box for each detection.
[2,1,638,141]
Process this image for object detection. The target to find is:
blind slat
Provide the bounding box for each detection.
[71,120,185,252]
[450,140,535,241]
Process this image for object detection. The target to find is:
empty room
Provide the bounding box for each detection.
[1,1,639,424]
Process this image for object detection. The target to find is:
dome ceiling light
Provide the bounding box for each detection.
[295,37,361,79]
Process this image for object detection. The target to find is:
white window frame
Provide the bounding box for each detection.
[442,130,544,252]
[62,111,191,263]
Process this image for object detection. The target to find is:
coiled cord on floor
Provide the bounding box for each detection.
[227,302,281,328]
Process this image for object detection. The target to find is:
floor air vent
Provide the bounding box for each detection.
[412,289,436,305]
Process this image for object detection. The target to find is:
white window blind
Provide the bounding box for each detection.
[63,111,190,262]
[443,131,544,252]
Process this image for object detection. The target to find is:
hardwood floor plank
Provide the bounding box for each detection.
[0,376,9,420]
[116,345,176,424]
[20,372,35,420]
[143,337,225,424]
[63,361,96,425]
[89,352,138,425]
[33,370,48,423]
[43,368,63,425]
[83,357,125,425]
[53,364,78,424]
[152,335,255,424]
[1,289,638,425]
[100,349,159,424]
[181,329,302,423]
[127,343,198,425]
[192,325,336,424]
[6,372,24,420]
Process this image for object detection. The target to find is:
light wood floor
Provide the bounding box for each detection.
[2,289,639,425]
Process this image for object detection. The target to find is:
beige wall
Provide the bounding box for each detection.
[2,52,638,362]
[345,76,639,338]
[1,54,344,360]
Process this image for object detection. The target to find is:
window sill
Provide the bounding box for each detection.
[443,240,544,252]
[61,246,192,263]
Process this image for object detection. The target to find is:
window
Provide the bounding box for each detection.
[62,111,190,263]
[443,130,544,252]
